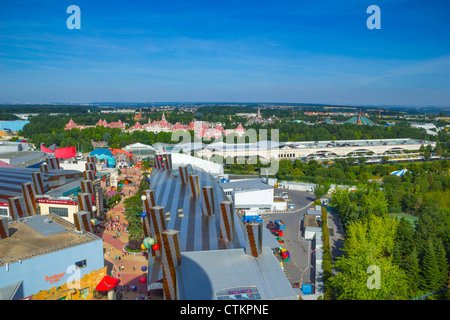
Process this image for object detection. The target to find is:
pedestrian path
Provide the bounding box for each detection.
[97,167,150,300]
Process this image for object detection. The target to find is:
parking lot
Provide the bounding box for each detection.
[260,189,316,288]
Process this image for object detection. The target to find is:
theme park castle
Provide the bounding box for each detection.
[65,112,246,138]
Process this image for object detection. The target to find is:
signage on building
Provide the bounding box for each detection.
[45,272,65,284]
[37,199,78,206]
[0,202,8,207]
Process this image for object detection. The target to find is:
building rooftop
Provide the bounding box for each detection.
[150,167,247,251]
[0,214,100,266]
[304,215,321,229]
[149,165,297,300]
[220,178,272,192]
[0,167,83,201]
[44,178,82,198]
[177,247,297,300]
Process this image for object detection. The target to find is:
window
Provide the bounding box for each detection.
[75,259,87,269]
[49,207,68,217]
[0,208,7,216]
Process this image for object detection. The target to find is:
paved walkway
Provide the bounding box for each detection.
[326,208,344,276]
[94,167,150,300]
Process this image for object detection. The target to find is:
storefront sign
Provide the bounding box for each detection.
[45,272,65,284]
[37,199,78,206]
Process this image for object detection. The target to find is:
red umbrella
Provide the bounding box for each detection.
[95,275,120,292]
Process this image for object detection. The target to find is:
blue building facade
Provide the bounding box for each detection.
[0,237,104,299]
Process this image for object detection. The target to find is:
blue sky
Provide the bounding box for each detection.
[0,0,449,106]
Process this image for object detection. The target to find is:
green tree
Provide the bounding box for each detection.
[404,248,422,297]
[330,215,409,300]
[291,167,303,177]
[420,238,440,292]
[313,177,331,200]
[278,159,293,176]
[435,238,450,289]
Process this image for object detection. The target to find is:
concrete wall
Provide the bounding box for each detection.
[234,188,273,209]
[39,203,80,224]
[273,200,287,212]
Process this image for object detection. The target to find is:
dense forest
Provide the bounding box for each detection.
[328,163,450,300]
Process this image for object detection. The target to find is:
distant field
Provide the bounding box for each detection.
[389,213,419,226]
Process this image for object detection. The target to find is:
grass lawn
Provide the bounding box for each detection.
[389,212,419,226]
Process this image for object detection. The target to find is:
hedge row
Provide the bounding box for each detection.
[321,206,334,300]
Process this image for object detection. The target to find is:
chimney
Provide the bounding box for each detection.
[163,154,172,170]
[74,211,94,233]
[83,170,95,181]
[202,186,215,216]
[40,163,49,173]
[178,166,188,184]
[87,156,96,163]
[142,190,156,210]
[150,206,166,244]
[47,157,59,170]
[161,229,182,300]
[77,193,94,219]
[188,175,200,198]
[32,172,45,195]
[85,162,96,172]
[0,217,9,239]
[244,222,263,258]
[154,155,162,169]
[81,180,94,195]
[8,197,27,221]
[154,153,172,170]
[219,201,235,241]
[21,182,37,216]
[142,191,155,245]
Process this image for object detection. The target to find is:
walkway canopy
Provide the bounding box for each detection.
[95,275,120,292]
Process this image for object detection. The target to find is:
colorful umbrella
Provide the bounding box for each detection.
[95,275,120,291]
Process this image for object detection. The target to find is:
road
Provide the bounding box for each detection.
[260,189,316,287]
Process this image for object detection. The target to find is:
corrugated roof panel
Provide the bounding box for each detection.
[177,247,297,300]
[150,168,247,252]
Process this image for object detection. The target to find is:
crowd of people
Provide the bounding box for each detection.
[99,166,150,300]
